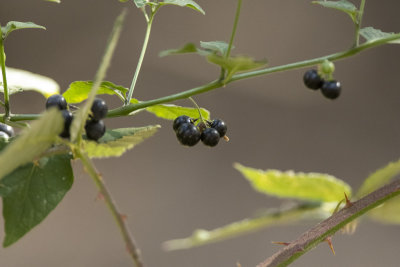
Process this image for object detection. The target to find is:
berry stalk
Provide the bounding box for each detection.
[0,37,10,118]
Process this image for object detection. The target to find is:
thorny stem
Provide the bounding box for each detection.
[125,6,159,105]
[76,149,144,267]
[257,179,400,267]
[3,32,400,122]
[219,0,243,81]
[0,37,10,118]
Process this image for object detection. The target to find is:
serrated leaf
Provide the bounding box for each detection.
[200,41,232,56]
[0,154,73,247]
[63,81,127,103]
[84,126,160,158]
[359,27,400,44]
[207,54,267,82]
[356,159,400,198]
[1,21,45,39]
[368,196,400,224]
[234,163,352,202]
[312,0,358,23]
[0,67,60,98]
[0,109,63,181]
[160,0,205,15]
[134,0,147,8]
[146,104,210,121]
[159,43,198,57]
[163,202,326,250]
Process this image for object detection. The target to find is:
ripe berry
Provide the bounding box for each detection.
[176,123,201,146]
[85,120,106,141]
[0,122,14,137]
[60,110,73,138]
[303,69,324,90]
[321,80,341,99]
[201,128,220,147]
[0,131,10,140]
[173,115,192,132]
[91,98,108,121]
[46,94,67,110]
[210,119,227,137]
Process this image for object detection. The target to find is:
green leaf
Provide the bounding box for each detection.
[45,0,61,3]
[359,27,400,44]
[312,0,358,23]
[368,196,400,224]
[84,126,160,158]
[146,104,210,121]
[200,41,232,56]
[159,43,198,57]
[0,109,63,181]
[0,67,60,98]
[63,81,127,103]
[160,0,205,15]
[1,21,45,39]
[133,0,147,8]
[234,163,352,202]
[163,202,326,250]
[356,159,400,198]
[207,54,267,83]
[0,154,73,247]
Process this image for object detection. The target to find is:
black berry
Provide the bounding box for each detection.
[210,119,227,137]
[176,123,201,146]
[85,120,106,141]
[173,115,192,132]
[321,80,341,99]
[303,69,324,90]
[0,122,14,137]
[46,94,67,110]
[0,131,10,140]
[201,128,220,147]
[60,110,73,138]
[91,98,108,121]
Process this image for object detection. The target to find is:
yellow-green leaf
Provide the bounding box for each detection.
[146,104,210,121]
[368,196,400,224]
[234,163,352,202]
[63,81,127,103]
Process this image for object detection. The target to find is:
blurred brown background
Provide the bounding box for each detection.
[1,0,400,266]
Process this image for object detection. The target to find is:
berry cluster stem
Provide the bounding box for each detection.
[188,97,204,122]
[0,37,10,118]
[125,6,159,105]
[257,179,400,267]
[76,149,144,267]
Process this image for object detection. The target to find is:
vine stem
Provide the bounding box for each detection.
[0,37,10,117]
[257,179,400,267]
[354,0,367,47]
[125,7,159,105]
[4,32,400,122]
[76,149,144,267]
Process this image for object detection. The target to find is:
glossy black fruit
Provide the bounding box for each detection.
[91,98,108,121]
[0,122,14,137]
[0,131,10,140]
[60,110,73,138]
[210,119,227,137]
[85,120,106,141]
[321,80,341,99]
[46,94,68,110]
[303,69,324,90]
[201,128,220,147]
[176,123,201,146]
[173,115,192,132]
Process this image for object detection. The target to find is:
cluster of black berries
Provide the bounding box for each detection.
[0,122,14,140]
[173,115,227,147]
[303,69,341,99]
[45,94,108,141]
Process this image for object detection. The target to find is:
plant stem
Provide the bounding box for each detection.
[0,37,10,117]
[219,0,243,80]
[354,0,366,47]
[4,32,400,122]
[77,150,144,267]
[257,179,400,267]
[125,7,158,105]
[188,97,204,122]
[106,32,400,118]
